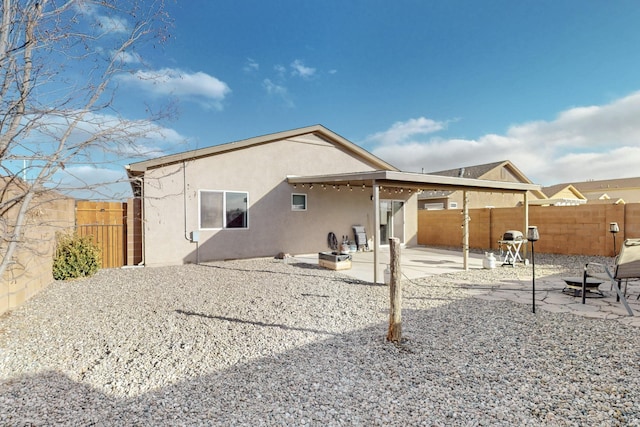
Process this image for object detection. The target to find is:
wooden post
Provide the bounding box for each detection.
[386,237,402,342]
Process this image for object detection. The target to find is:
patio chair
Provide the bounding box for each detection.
[352,225,369,251]
[581,238,640,316]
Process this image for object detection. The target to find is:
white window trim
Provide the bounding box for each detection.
[198,189,249,230]
[291,193,307,211]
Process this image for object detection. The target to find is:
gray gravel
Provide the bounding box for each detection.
[1,254,639,426]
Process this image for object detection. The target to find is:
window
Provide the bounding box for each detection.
[291,193,307,211]
[199,190,248,229]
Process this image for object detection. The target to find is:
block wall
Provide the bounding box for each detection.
[419,203,634,257]
[1,190,75,315]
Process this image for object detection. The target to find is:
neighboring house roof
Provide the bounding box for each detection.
[127,124,398,175]
[419,160,546,200]
[428,160,511,180]
[581,197,625,205]
[561,177,640,202]
[540,184,587,200]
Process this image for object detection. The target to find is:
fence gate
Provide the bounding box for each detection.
[76,201,127,269]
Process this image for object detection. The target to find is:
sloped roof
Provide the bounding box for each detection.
[126,124,398,175]
[428,160,508,179]
[565,177,640,193]
[541,183,586,200]
[421,160,545,199]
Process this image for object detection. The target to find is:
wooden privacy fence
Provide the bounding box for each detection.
[76,201,127,268]
[418,203,640,257]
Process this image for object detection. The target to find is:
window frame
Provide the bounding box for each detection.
[198,189,249,230]
[291,193,307,211]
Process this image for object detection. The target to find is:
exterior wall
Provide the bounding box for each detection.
[552,187,582,200]
[418,203,637,257]
[1,188,75,315]
[141,133,415,266]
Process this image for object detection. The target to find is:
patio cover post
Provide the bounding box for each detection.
[373,182,380,283]
[463,190,469,270]
[523,192,529,258]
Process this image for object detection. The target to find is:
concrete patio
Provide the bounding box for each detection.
[292,246,640,327]
[292,245,485,284]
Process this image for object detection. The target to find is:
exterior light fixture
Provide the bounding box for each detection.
[527,226,540,314]
[610,222,620,256]
[309,184,313,189]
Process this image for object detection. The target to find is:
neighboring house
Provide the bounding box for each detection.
[565,177,640,204]
[533,184,587,206]
[418,160,546,209]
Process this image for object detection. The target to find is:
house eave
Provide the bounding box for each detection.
[287,170,541,193]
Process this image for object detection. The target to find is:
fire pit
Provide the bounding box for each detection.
[318,251,352,270]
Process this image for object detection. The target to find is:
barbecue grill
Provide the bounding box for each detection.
[498,230,526,266]
[502,230,523,241]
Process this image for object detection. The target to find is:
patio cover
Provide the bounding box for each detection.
[287,170,541,283]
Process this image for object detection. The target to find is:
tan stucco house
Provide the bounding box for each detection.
[126,126,540,279]
[533,184,587,206]
[418,160,546,209]
[564,177,640,204]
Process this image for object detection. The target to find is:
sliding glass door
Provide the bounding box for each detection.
[379,200,404,245]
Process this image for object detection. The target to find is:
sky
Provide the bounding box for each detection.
[20,1,640,199]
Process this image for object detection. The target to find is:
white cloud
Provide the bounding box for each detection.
[263,79,294,108]
[366,117,448,145]
[290,59,316,79]
[75,2,129,34]
[112,50,142,64]
[53,165,133,201]
[244,58,259,73]
[117,68,231,110]
[368,91,640,185]
[274,64,287,77]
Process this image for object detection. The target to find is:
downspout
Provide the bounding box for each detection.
[183,161,199,264]
[132,177,145,266]
[139,177,145,266]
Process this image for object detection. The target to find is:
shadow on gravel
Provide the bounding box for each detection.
[3,301,640,426]
[196,262,377,287]
[175,309,340,336]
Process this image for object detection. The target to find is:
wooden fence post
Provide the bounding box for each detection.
[386,237,402,342]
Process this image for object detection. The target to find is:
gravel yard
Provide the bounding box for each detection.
[1,255,639,426]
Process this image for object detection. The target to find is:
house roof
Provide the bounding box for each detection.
[428,160,537,183]
[541,183,586,199]
[568,177,640,193]
[418,160,545,199]
[126,124,398,176]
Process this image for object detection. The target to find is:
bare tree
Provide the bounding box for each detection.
[1,1,173,281]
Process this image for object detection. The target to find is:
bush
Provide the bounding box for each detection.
[52,232,101,280]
